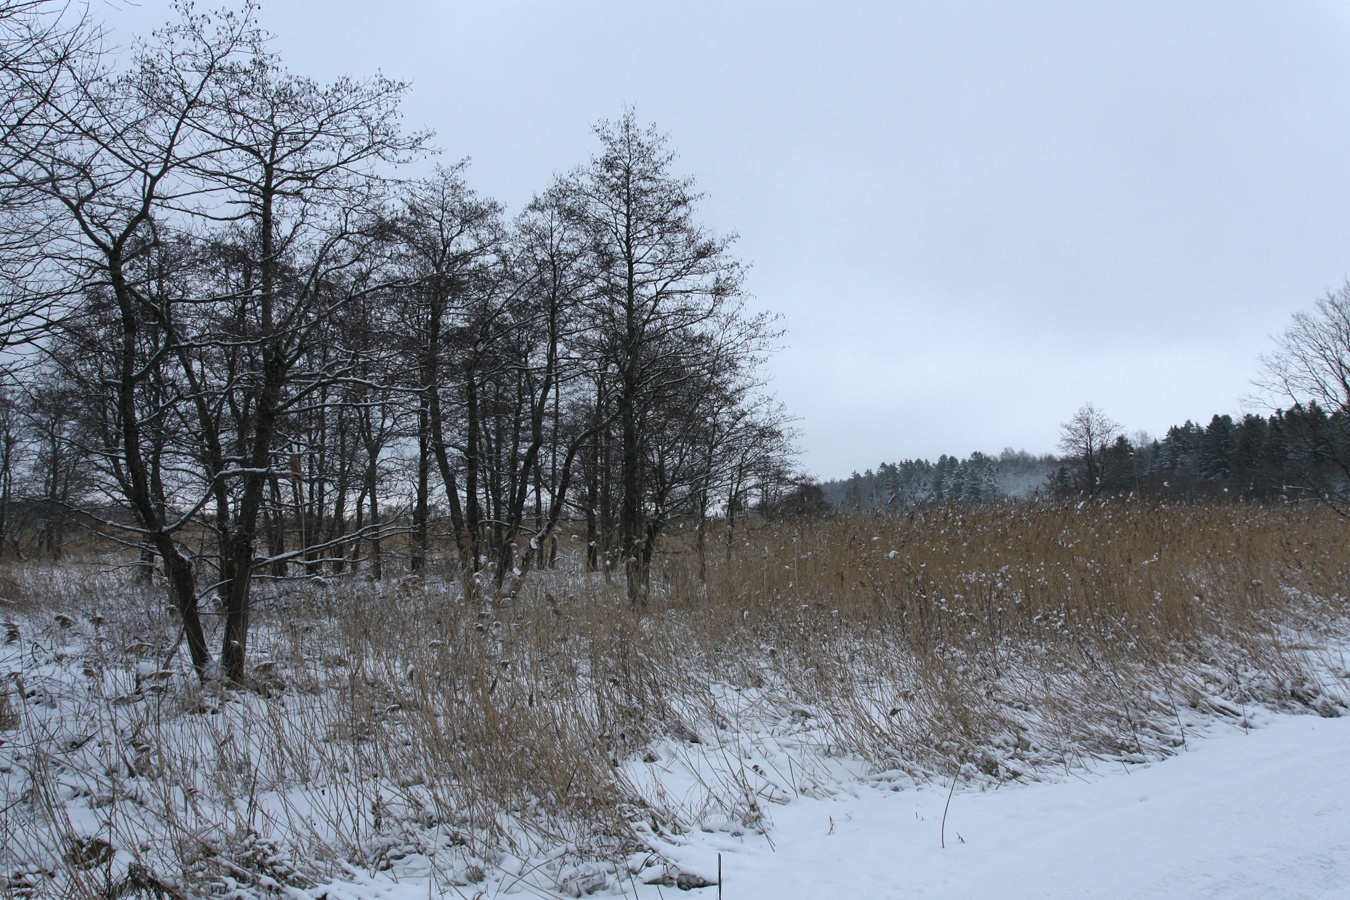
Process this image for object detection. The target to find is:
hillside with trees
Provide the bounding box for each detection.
[825,396,1349,512]
[823,449,1058,510]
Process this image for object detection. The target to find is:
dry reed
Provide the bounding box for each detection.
[2,499,1347,897]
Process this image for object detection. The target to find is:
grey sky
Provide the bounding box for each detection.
[103,0,1350,479]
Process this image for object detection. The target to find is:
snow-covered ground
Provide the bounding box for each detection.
[6,557,1348,899]
[638,711,1350,900]
[303,709,1350,899]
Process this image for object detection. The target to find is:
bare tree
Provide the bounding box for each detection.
[389,164,505,583]
[1058,402,1120,496]
[566,111,751,605]
[0,384,19,556]
[19,372,90,558]
[175,48,426,681]
[486,182,597,589]
[1261,286,1350,414]
[0,1,100,347]
[25,5,264,678]
[25,2,425,682]
[1258,285,1350,512]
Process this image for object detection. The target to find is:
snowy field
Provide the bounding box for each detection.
[298,708,1350,899]
[637,712,1350,900]
[6,616,1350,900]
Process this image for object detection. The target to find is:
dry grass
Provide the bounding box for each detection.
[682,500,1349,770]
[2,499,1348,897]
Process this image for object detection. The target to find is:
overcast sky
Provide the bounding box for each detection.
[101,0,1350,479]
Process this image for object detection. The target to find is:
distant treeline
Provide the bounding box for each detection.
[822,449,1058,511]
[1079,406,1347,501]
[823,404,1349,511]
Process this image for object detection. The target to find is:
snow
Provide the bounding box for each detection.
[629,711,1350,899]
[295,709,1350,898]
[6,569,1349,898]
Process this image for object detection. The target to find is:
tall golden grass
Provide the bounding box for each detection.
[2,499,1347,896]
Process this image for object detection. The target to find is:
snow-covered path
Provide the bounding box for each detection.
[643,712,1350,899]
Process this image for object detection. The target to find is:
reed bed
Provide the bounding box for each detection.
[2,499,1347,897]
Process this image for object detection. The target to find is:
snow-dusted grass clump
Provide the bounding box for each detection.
[2,500,1348,897]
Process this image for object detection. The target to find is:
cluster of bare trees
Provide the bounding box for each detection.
[0,2,794,681]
